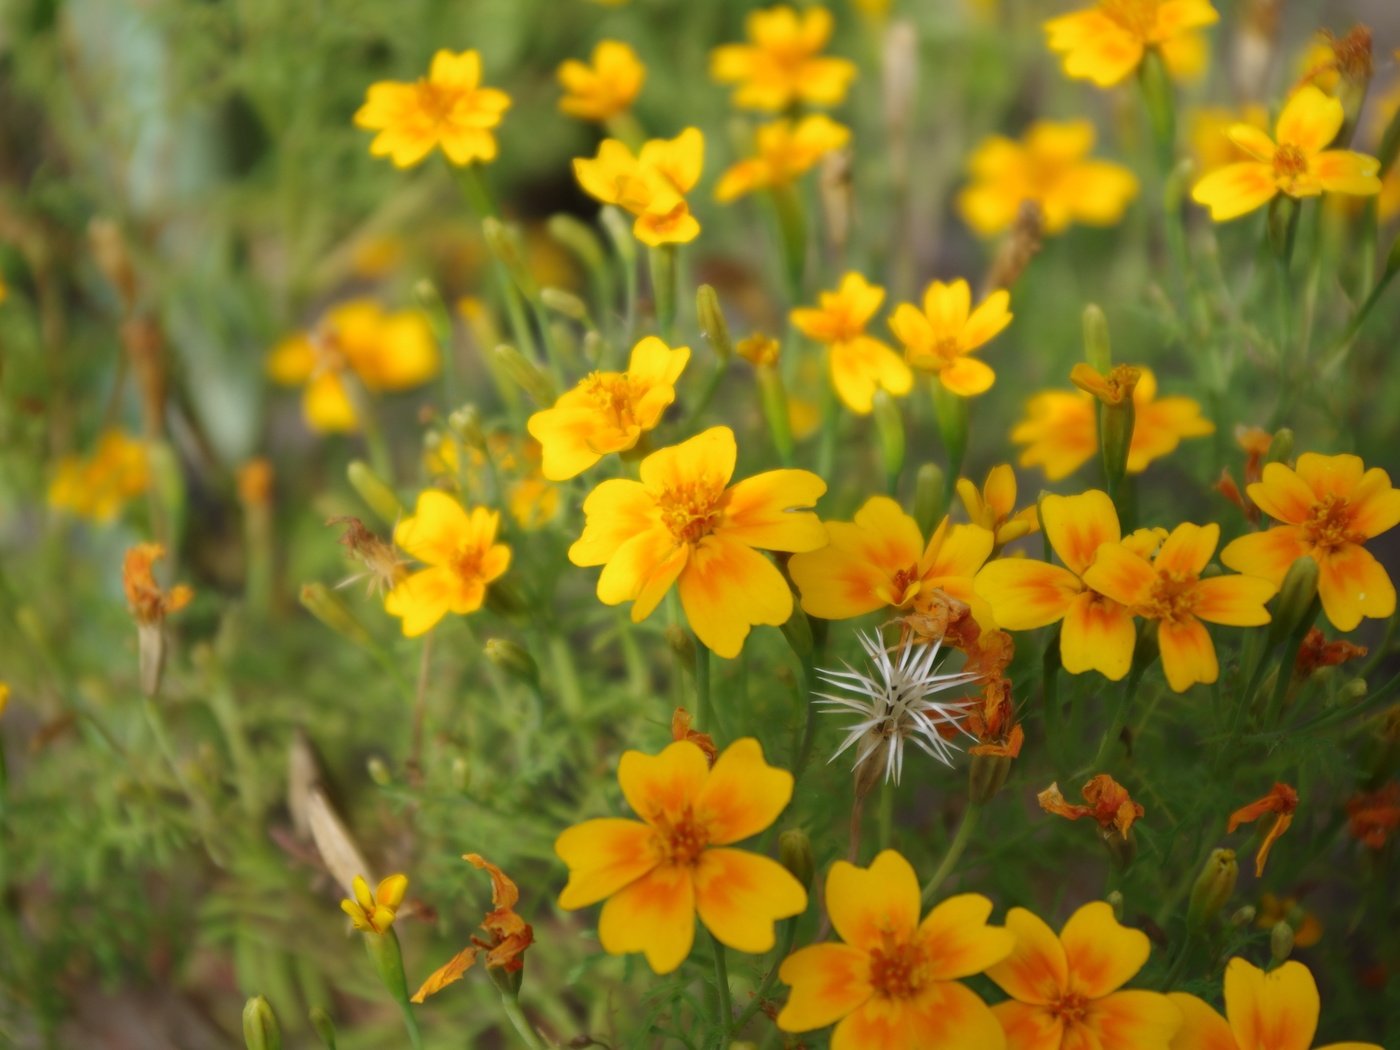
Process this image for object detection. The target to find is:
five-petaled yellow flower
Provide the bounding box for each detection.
[574,128,705,247]
[1192,85,1381,222]
[957,465,1039,548]
[716,115,850,202]
[1220,453,1399,632]
[958,120,1139,237]
[557,40,645,123]
[1045,0,1219,88]
[791,272,912,415]
[710,4,857,112]
[527,337,690,480]
[354,50,511,168]
[341,873,409,934]
[777,850,1012,1049]
[555,737,806,974]
[385,491,511,637]
[889,279,1012,397]
[568,426,826,658]
[1083,522,1277,692]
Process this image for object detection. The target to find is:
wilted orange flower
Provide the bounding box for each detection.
[716,115,850,202]
[341,873,409,934]
[777,851,1012,1047]
[354,50,511,168]
[1045,0,1219,88]
[557,40,645,123]
[1293,628,1367,678]
[412,854,534,1002]
[791,273,912,414]
[889,279,1012,397]
[123,544,194,626]
[48,430,151,524]
[1228,783,1298,877]
[1039,774,1144,840]
[1216,426,1274,523]
[963,670,1025,759]
[670,707,717,766]
[1256,893,1323,949]
[957,465,1039,547]
[958,121,1139,237]
[574,128,705,247]
[1346,782,1400,849]
[555,738,806,974]
[709,5,857,112]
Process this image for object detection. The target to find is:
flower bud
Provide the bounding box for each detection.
[778,828,815,890]
[481,218,538,300]
[754,362,794,464]
[364,927,412,1005]
[1342,677,1368,701]
[914,463,947,537]
[489,959,524,997]
[1268,555,1319,645]
[242,996,281,1050]
[546,213,608,277]
[367,756,392,786]
[969,753,1012,804]
[308,1006,337,1050]
[598,205,636,267]
[1106,890,1124,921]
[872,390,906,491]
[666,624,696,672]
[485,578,526,617]
[299,584,375,649]
[780,608,813,659]
[485,638,539,686]
[696,284,734,361]
[1229,904,1257,927]
[540,287,589,322]
[1270,920,1295,965]
[1187,848,1238,929]
[492,344,556,405]
[1082,304,1112,372]
[1264,428,1293,465]
[347,460,403,527]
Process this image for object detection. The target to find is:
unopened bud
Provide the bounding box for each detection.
[1229,904,1257,927]
[780,608,813,659]
[914,463,947,537]
[541,287,589,322]
[969,754,1012,804]
[1270,556,1320,645]
[300,584,375,649]
[1265,428,1293,465]
[1270,920,1295,965]
[1187,848,1238,929]
[308,1006,337,1050]
[546,213,608,276]
[1106,890,1124,922]
[347,460,402,526]
[778,829,815,889]
[242,996,282,1050]
[450,755,469,792]
[872,390,906,490]
[363,927,411,1004]
[696,284,734,361]
[482,218,538,300]
[485,639,539,686]
[599,205,637,267]
[367,756,391,786]
[492,344,556,405]
[484,579,526,617]
[1082,305,1112,372]
[665,625,696,672]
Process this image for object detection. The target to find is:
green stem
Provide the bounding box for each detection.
[695,636,712,731]
[498,990,550,1050]
[770,184,807,303]
[711,931,733,1033]
[729,917,799,1035]
[1090,666,1144,770]
[816,371,839,480]
[142,696,227,867]
[649,245,678,343]
[921,804,981,905]
[877,778,895,851]
[1263,601,1320,727]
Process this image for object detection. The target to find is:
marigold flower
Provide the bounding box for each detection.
[555,737,806,974]
[123,544,194,626]
[709,5,857,112]
[989,901,1180,1050]
[957,465,1039,548]
[574,128,704,247]
[1256,893,1322,949]
[568,426,825,658]
[777,850,1012,1047]
[1039,774,1144,840]
[1220,453,1399,632]
[1192,85,1381,222]
[958,121,1139,237]
[557,40,645,123]
[341,873,409,934]
[384,491,511,637]
[791,273,912,414]
[427,432,559,530]
[267,301,439,433]
[715,115,850,203]
[1044,0,1219,88]
[789,496,997,627]
[1167,957,1382,1050]
[354,50,511,168]
[412,854,533,1002]
[1012,368,1214,481]
[1227,783,1298,877]
[1190,105,1272,175]
[48,430,151,524]
[1346,782,1400,849]
[888,279,1011,397]
[527,336,690,480]
[1084,522,1277,692]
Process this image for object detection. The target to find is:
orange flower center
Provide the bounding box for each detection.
[890,565,922,605]
[414,78,463,127]
[868,935,929,1000]
[654,807,709,867]
[1303,493,1359,551]
[582,372,640,429]
[1273,144,1309,183]
[450,542,486,583]
[1143,570,1199,623]
[658,480,725,545]
[1099,0,1158,39]
[931,335,962,364]
[1051,991,1090,1023]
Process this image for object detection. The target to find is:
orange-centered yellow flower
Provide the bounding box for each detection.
[48,429,151,524]
[791,273,912,415]
[1083,522,1277,692]
[957,465,1039,547]
[354,50,511,168]
[709,5,857,112]
[557,40,645,123]
[384,491,511,637]
[1192,85,1381,222]
[568,426,826,658]
[1011,368,1213,481]
[574,128,704,247]
[1220,453,1399,632]
[990,902,1180,1050]
[1045,0,1219,88]
[527,337,690,480]
[341,873,409,934]
[889,279,1011,397]
[716,115,851,202]
[976,491,1166,681]
[789,496,996,627]
[777,850,1013,1048]
[1167,957,1383,1050]
[555,737,806,974]
[958,121,1139,237]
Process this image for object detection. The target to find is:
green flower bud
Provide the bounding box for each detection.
[1099,825,1138,872]
[242,996,282,1050]
[1082,304,1112,372]
[485,638,539,686]
[872,390,906,493]
[347,460,402,527]
[541,287,589,322]
[1229,904,1257,927]
[780,608,814,659]
[482,218,539,300]
[914,463,947,537]
[1106,890,1124,922]
[364,926,411,1005]
[309,1006,338,1049]
[969,754,1012,805]
[778,828,815,889]
[367,757,391,786]
[492,344,556,406]
[300,584,375,649]
[1265,428,1294,465]
[696,284,734,361]
[546,213,608,277]
[666,625,696,672]
[1269,555,1320,645]
[1188,848,1238,930]
[1270,920,1295,965]
[599,205,637,267]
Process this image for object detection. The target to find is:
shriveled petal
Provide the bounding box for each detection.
[939,356,997,397]
[974,559,1082,630]
[1061,591,1136,681]
[679,535,793,658]
[1317,543,1396,632]
[826,850,922,952]
[1219,527,1310,585]
[556,818,660,909]
[694,848,806,953]
[1192,162,1277,221]
[696,737,793,845]
[1166,993,1236,1050]
[1158,616,1219,692]
[1154,522,1219,575]
[722,469,828,552]
[1082,543,1156,608]
[1062,901,1150,999]
[597,863,696,974]
[917,893,1015,980]
[618,740,710,826]
[1194,575,1276,627]
[1275,85,1343,154]
[1223,957,1318,1050]
[1089,990,1182,1050]
[777,943,874,1032]
[993,1001,1063,1050]
[1042,490,1122,577]
[985,907,1069,1005]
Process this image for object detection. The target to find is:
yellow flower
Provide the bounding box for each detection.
[557,40,645,123]
[715,115,850,202]
[989,901,1180,1050]
[1192,85,1381,222]
[1045,0,1219,88]
[791,272,912,414]
[1167,958,1382,1050]
[958,121,1139,237]
[888,279,1011,397]
[555,737,806,974]
[737,332,781,367]
[1011,367,1213,481]
[354,50,511,168]
[123,544,194,626]
[48,430,151,524]
[1189,104,1271,176]
[341,873,409,934]
[1220,453,1399,632]
[527,337,690,480]
[267,300,439,433]
[574,128,704,247]
[384,491,511,637]
[710,5,857,112]
[1083,522,1277,692]
[568,426,826,658]
[777,851,1012,1047]
[0,682,8,719]
[957,465,1039,547]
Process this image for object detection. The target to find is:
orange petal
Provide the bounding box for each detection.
[618,740,710,826]
[985,907,1069,1005]
[555,818,660,909]
[917,893,1015,981]
[903,979,1008,1048]
[777,943,874,1032]
[1347,467,1400,539]
[1219,527,1310,585]
[1194,575,1276,627]
[974,559,1082,630]
[679,534,794,658]
[1042,490,1122,577]
[1167,993,1236,1050]
[830,996,919,1049]
[825,850,922,952]
[992,1000,1063,1050]
[1248,462,1317,525]
[1317,543,1396,632]
[1312,150,1383,195]
[694,847,806,953]
[1061,901,1150,999]
[1223,957,1318,1050]
[1158,616,1219,692]
[597,863,696,974]
[1081,543,1155,608]
[1089,990,1183,1050]
[1154,522,1219,575]
[922,519,996,580]
[1061,591,1136,681]
[721,468,828,552]
[696,737,793,845]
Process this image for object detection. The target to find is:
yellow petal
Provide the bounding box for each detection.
[556,818,660,910]
[721,469,828,552]
[1223,957,1318,1050]
[1294,452,1365,502]
[777,943,874,1032]
[1154,522,1219,576]
[1248,462,1319,525]
[986,907,1069,1006]
[974,559,1082,630]
[1166,993,1236,1050]
[939,355,996,397]
[1088,990,1183,1050]
[1061,901,1150,999]
[825,850,921,952]
[1158,616,1219,692]
[1219,527,1310,585]
[902,980,1009,1048]
[1042,490,1122,577]
[679,535,794,658]
[395,491,472,565]
[696,737,793,845]
[1194,575,1276,627]
[922,279,972,335]
[619,740,710,825]
[1061,591,1136,681]
[1192,162,1278,221]
[1081,543,1156,608]
[1313,150,1382,195]
[983,464,1018,520]
[1275,85,1343,153]
[640,426,737,492]
[917,893,1015,980]
[694,848,806,953]
[1347,467,1400,539]
[597,863,696,974]
[1317,543,1396,631]
[569,479,657,567]
[992,1000,1064,1050]
[922,519,996,581]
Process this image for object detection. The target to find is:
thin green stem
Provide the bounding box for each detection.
[730,917,799,1035]
[877,778,895,851]
[1090,666,1144,770]
[398,1001,424,1050]
[921,804,981,905]
[695,636,712,730]
[649,245,678,343]
[497,991,550,1050]
[711,931,733,1033]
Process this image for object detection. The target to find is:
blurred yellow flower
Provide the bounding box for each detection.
[736,332,781,367]
[889,278,1011,397]
[710,5,857,112]
[791,272,911,414]
[48,430,151,523]
[1045,0,1218,88]
[558,40,645,123]
[957,465,1039,547]
[354,50,511,168]
[574,128,704,247]
[425,432,559,531]
[1192,86,1381,222]
[341,873,409,934]
[715,115,850,202]
[266,300,439,434]
[1189,104,1270,176]
[958,121,1139,237]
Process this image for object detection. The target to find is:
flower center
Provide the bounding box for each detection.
[414,78,461,125]
[1273,144,1309,183]
[1143,570,1198,623]
[868,935,929,1000]
[1303,493,1357,552]
[1099,0,1158,38]
[890,566,922,605]
[655,806,709,867]
[582,372,639,429]
[1051,992,1090,1023]
[450,542,484,583]
[658,480,724,545]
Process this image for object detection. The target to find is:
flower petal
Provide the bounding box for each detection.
[985,907,1069,1006]
[395,490,471,564]
[1194,575,1276,627]
[1294,452,1365,502]
[1248,462,1318,525]
[1061,901,1150,999]
[993,1001,1064,1050]
[826,850,922,952]
[597,863,696,974]
[940,356,997,397]
[618,740,710,826]
[1042,490,1123,577]
[1192,162,1277,221]
[696,737,793,845]
[695,848,806,953]
[1224,957,1318,1050]
[1313,150,1382,195]
[1275,85,1343,154]
[1061,591,1136,681]
[721,469,828,552]
[922,519,996,580]
[1219,526,1310,584]
[963,290,1013,351]
[1158,616,1219,692]
[923,279,972,335]
[777,943,874,1032]
[556,818,660,909]
[1347,467,1400,539]
[974,559,1082,630]
[1154,522,1219,575]
[1166,993,1236,1050]
[640,426,737,492]
[569,479,658,566]
[1317,543,1396,632]
[1082,543,1156,608]
[917,893,1015,981]
[1088,990,1183,1050]
[904,979,1009,1048]
[679,535,794,658]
